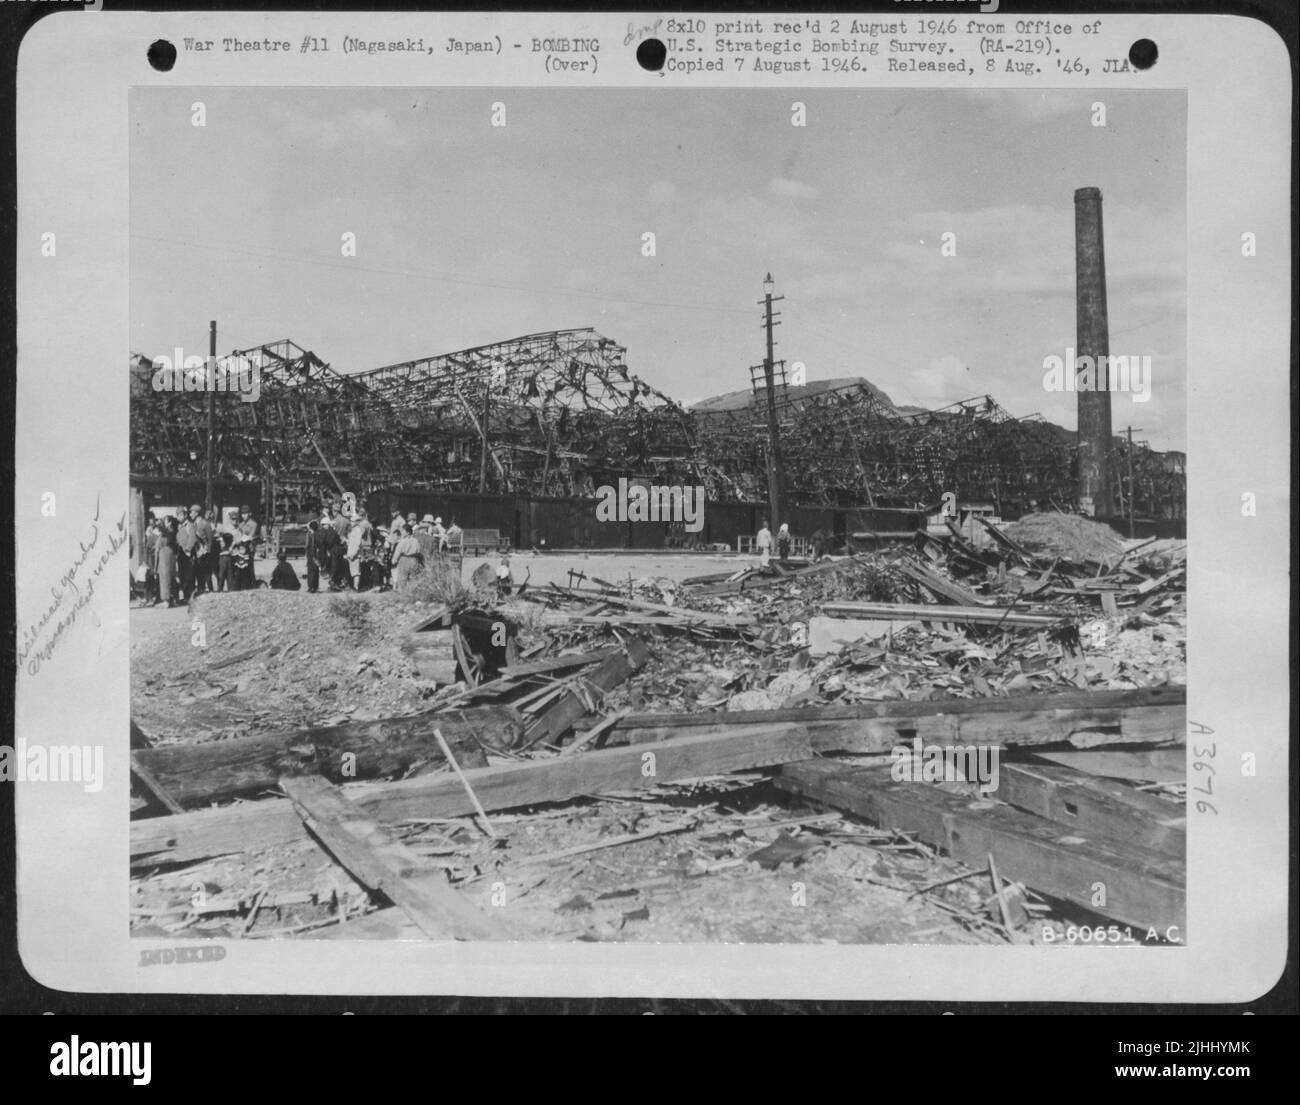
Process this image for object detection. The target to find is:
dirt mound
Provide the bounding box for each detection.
[131,584,471,745]
[1004,512,1125,564]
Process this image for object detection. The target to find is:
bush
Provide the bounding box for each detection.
[327,595,375,640]
[399,557,467,606]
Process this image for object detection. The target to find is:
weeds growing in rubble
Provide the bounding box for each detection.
[327,595,376,641]
[402,559,468,606]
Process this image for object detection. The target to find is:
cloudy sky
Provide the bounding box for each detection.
[131,88,1185,450]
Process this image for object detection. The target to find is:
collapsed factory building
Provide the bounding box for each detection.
[129,323,1185,552]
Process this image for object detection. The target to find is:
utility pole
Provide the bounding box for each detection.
[479,385,491,493]
[1124,425,1143,538]
[204,319,216,515]
[758,273,787,530]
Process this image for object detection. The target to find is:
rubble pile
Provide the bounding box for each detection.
[131,515,1187,947]
[1003,511,1127,565]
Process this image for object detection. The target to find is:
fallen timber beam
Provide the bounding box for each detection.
[130,705,520,809]
[281,775,513,941]
[775,761,1184,933]
[549,584,755,627]
[974,515,1038,564]
[131,724,814,869]
[898,561,991,606]
[996,762,1185,859]
[1029,746,1185,783]
[521,635,651,749]
[687,556,851,595]
[821,601,1065,627]
[607,685,1186,750]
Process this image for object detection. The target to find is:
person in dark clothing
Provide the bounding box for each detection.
[318,519,342,590]
[230,537,252,591]
[157,516,180,607]
[305,521,321,593]
[190,505,213,596]
[270,549,301,590]
[216,532,235,592]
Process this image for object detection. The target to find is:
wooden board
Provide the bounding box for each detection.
[521,635,650,748]
[132,724,815,869]
[1030,747,1186,782]
[130,706,516,807]
[613,686,1186,752]
[281,775,512,941]
[821,601,1062,627]
[550,584,755,627]
[898,561,991,606]
[775,761,1184,933]
[498,646,623,679]
[997,762,1185,858]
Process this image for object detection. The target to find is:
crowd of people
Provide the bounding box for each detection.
[139,504,262,607]
[138,502,466,607]
[303,508,463,594]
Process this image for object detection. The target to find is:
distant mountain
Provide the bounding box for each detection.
[690,374,1090,446]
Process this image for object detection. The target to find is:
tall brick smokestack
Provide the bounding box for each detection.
[1074,186,1113,518]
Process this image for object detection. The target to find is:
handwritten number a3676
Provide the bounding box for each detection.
[1192,742,1217,816]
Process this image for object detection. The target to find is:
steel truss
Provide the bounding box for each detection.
[131,331,1182,522]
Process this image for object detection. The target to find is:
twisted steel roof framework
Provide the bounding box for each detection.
[130,329,1181,520]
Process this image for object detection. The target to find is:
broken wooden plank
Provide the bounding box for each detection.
[130,752,185,815]
[521,635,650,749]
[689,556,846,595]
[1134,567,1185,595]
[898,561,991,606]
[821,600,1063,627]
[620,706,1184,755]
[280,775,511,941]
[130,705,517,808]
[498,646,623,679]
[549,584,755,627]
[1029,746,1185,783]
[610,685,1186,748]
[563,707,632,756]
[410,604,453,632]
[997,762,1185,858]
[132,724,815,868]
[775,761,1184,932]
[974,515,1037,562]
[943,517,1001,564]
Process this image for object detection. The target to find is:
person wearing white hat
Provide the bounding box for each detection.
[431,516,447,551]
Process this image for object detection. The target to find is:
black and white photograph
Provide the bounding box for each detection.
[10,8,1291,1011]
[125,86,1190,946]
